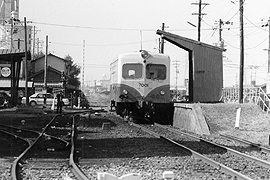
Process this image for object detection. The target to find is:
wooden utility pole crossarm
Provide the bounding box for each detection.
[191,0,209,42]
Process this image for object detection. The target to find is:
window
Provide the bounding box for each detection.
[146,64,166,80]
[37,94,44,98]
[46,94,53,99]
[122,63,143,79]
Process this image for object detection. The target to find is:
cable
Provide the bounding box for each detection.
[33,21,155,31]
[245,36,268,50]
[33,20,224,33]
[50,39,156,47]
[244,15,269,32]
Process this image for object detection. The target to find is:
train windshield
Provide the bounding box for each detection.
[146,64,166,80]
[122,63,143,79]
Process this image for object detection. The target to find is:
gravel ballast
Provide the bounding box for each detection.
[76,114,234,180]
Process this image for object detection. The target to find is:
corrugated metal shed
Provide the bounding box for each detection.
[157,30,225,102]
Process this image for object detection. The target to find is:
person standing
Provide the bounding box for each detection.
[56,92,64,113]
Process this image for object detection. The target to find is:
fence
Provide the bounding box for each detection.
[222,86,270,113]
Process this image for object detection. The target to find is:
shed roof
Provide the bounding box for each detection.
[29,65,62,78]
[156,30,225,52]
[0,49,29,61]
[31,53,67,62]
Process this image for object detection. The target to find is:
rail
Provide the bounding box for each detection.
[220,134,270,154]
[222,86,270,113]
[69,115,89,180]
[132,122,252,180]
[155,123,270,173]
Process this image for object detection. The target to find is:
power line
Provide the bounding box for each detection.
[50,39,156,47]
[33,21,155,31]
[223,35,268,50]
[32,20,266,33]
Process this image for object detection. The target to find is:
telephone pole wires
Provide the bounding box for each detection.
[191,0,209,41]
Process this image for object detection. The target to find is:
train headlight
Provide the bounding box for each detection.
[141,50,150,59]
[123,89,128,95]
[160,90,165,96]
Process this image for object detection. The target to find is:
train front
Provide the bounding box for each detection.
[110,50,174,124]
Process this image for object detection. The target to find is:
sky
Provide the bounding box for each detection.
[19,0,270,87]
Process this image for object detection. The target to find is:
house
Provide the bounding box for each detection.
[30,53,68,95]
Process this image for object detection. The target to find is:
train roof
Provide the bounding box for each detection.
[111,51,170,64]
[120,51,170,59]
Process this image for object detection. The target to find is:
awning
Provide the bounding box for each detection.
[0,49,28,61]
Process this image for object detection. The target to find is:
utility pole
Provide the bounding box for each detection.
[248,65,259,86]
[32,27,40,58]
[215,19,233,48]
[172,59,180,99]
[82,40,85,92]
[24,17,29,105]
[265,17,270,94]
[191,0,209,41]
[36,38,42,55]
[268,17,270,73]
[32,26,35,58]
[239,0,244,103]
[44,35,48,92]
[160,23,165,53]
[218,19,224,48]
[36,38,39,55]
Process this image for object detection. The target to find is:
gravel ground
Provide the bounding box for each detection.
[0,157,15,180]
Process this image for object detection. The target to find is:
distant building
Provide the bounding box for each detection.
[99,79,110,91]
[0,6,32,51]
[0,0,19,25]
[30,53,68,94]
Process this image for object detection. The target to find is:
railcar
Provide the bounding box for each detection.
[110,50,174,124]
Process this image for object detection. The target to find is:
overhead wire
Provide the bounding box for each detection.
[33,21,155,32]
[50,39,157,47]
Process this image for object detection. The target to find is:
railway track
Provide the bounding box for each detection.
[147,123,270,179]
[0,111,94,180]
[219,134,270,154]
[2,108,270,179]
[76,113,238,179]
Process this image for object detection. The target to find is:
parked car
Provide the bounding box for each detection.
[0,91,11,108]
[22,93,69,107]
